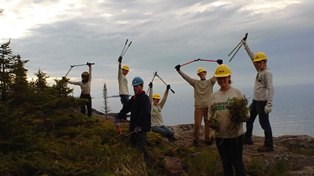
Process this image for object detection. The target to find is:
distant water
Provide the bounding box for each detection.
[162,83,314,137]
[94,83,314,137]
[262,83,314,137]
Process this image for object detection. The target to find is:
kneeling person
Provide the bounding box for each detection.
[149,82,175,142]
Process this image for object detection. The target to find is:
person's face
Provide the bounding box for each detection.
[153,98,160,105]
[133,85,143,94]
[255,60,266,71]
[217,76,230,90]
[198,71,207,80]
[122,69,129,76]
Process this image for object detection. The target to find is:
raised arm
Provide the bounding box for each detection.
[148,82,153,103]
[88,64,92,83]
[159,85,170,109]
[175,64,196,86]
[243,40,258,71]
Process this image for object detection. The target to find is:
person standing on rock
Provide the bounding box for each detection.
[117,76,151,157]
[67,63,93,117]
[175,64,218,146]
[242,39,274,152]
[118,56,130,106]
[208,64,246,176]
[148,82,176,142]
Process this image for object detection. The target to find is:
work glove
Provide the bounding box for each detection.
[149,82,153,88]
[118,56,122,63]
[175,64,181,71]
[167,84,171,90]
[134,126,142,133]
[241,39,248,47]
[217,59,223,65]
[87,62,92,66]
[264,101,272,114]
[114,117,121,127]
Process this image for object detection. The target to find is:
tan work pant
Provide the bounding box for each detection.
[194,107,210,141]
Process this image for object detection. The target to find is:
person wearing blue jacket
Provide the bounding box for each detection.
[118,76,151,155]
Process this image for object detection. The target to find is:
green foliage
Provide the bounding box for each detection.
[183,150,220,176]
[51,78,73,97]
[0,40,17,101]
[247,158,290,176]
[33,69,49,92]
[226,96,249,123]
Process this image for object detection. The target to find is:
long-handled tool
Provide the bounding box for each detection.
[64,62,95,77]
[180,58,222,67]
[155,73,175,94]
[146,71,157,93]
[228,33,248,62]
[125,128,141,137]
[119,39,132,58]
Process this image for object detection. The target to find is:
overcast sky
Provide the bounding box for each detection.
[1,0,313,124]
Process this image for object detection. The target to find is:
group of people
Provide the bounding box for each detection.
[67,38,274,176]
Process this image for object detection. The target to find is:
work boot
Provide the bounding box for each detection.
[243,137,254,145]
[257,145,274,152]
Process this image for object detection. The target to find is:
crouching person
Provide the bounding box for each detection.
[148,82,176,142]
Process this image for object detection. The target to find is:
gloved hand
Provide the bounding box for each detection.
[167,84,171,90]
[175,64,181,71]
[217,59,223,65]
[87,62,92,66]
[114,117,121,127]
[62,76,66,80]
[134,126,142,133]
[264,101,272,114]
[149,82,153,88]
[241,39,248,47]
[118,56,122,63]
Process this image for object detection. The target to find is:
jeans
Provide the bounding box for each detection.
[80,94,92,117]
[152,125,174,138]
[245,100,273,146]
[216,135,246,176]
[130,132,147,158]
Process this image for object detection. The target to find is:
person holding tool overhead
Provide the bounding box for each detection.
[67,62,93,117]
[118,39,132,107]
[148,81,176,142]
[242,38,275,152]
[118,56,130,106]
[175,59,222,146]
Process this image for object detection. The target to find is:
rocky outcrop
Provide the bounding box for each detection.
[167,124,314,176]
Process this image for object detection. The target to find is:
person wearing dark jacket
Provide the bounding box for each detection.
[118,76,151,154]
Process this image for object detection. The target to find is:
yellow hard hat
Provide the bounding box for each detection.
[253,52,267,62]
[122,65,130,71]
[214,64,231,78]
[152,93,161,100]
[197,67,207,75]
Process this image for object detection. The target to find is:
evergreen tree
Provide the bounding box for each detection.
[0,40,15,101]
[34,69,49,92]
[51,78,73,97]
[10,55,29,103]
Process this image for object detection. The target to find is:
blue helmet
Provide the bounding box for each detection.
[132,76,144,86]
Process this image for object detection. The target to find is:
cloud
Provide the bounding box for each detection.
[1,0,314,117]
